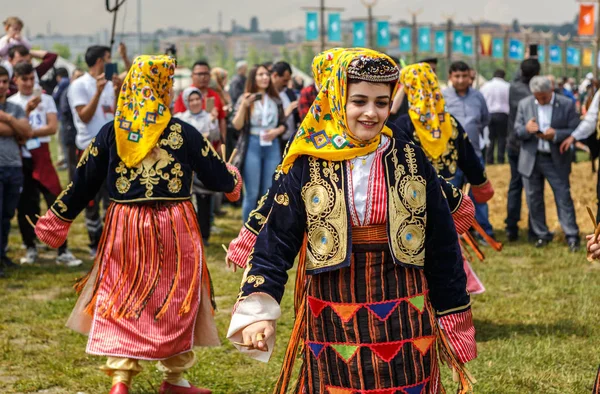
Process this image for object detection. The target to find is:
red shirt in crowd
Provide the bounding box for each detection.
[298,84,318,121]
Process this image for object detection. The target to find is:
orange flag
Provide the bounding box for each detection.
[583,48,593,67]
[579,4,595,36]
[480,33,492,56]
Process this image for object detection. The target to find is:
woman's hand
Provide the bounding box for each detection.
[261,128,281,142]
[241,93,256,109]
[284,100,298,118]
[210,107,219,121]
[241,320,275,351]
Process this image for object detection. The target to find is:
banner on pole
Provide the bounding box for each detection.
[538,45,545,63]
[508,39,524,60]
[452,31,464,53]
[353,21,366,47]
[462,35,474,56]
[492,38,504,59]
[583,48,593,67]
[306,12,318,41]
[377,21,390,47]
[434,31,446,54]
[328,13,341,42]
[579,4,595,36]
[399,27,412,52]
[418,27,431,52]
[567,47,581,66]
[549,45,562,64]
[480,34,492,56]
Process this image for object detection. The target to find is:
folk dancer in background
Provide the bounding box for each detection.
[33,55,241,394]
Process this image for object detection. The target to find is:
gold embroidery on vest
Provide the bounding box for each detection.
[54,182,73,213]
[114,146,183,197]
[274,193,290,206]
[387,142,427,266]
[76,138,99,169]
[302,157,347,271]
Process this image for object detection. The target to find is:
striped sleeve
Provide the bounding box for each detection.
[452,194,475,235]
[224,163,243,202]
[34,210,71,249]
[227,226,257,268]
[438,309,477,364]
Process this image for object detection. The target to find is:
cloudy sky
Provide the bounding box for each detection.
[4,0,577,36]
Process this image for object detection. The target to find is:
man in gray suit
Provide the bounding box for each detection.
[515,76,580,251]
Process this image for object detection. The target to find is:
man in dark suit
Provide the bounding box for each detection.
[505,58,540,241]
[515,76,580,251]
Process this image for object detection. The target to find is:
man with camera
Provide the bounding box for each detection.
[68,45,122,258]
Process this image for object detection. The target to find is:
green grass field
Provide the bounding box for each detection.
[0,160,599,394]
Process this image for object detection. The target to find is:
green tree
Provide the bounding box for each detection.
[281,47,292,64]
[213,43,227,68]
[51,43,71,60]
[300,45,315,74]
[291,50,302,70]
[194,45,206,62]
[247,46,261,67]
[75,54,86,70]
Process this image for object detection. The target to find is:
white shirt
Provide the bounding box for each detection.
[572,90,600,141]
[536,94,555,153]
[479,77,510,115]
[68,72,115,150]
[8,92,57,158]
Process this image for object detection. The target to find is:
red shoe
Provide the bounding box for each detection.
[159,381,212,394]
[109,383,129,394]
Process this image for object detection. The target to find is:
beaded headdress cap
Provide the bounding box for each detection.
[347,56,400,83]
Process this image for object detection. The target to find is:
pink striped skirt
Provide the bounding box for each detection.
[67,201,220,360]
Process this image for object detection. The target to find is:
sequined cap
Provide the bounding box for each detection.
[347,56,400,83]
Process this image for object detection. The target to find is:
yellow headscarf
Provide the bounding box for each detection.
[115,55,176,168]
[280,48,398,174]
[400,63,452,160]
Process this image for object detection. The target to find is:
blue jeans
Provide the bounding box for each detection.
[449,156,495,237]
[242,135,281,222]
[0,167,23,258]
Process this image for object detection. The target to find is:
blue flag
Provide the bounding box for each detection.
[306,12,318,41]
[538,45,545,62]
[328,13,341,42]
[492,38,504,59]
[567,47,581,66]
[377,21,390,47]
[508,39,524,60]
[418,27,431,52]
[453,31,464,53]
[462,35,474,56]
[353,21,367,47]
[434,31,446,54]
[549,45,562,64]
[399,27,412,53]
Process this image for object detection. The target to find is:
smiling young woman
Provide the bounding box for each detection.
[227,48,477,394]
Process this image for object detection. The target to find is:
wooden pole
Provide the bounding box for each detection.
[558,33,571,77]
[541,31,553,75]
[596,0,600,78]
[320,0,325,51]
[412,13,418,62]
[474,23,480,88]
[503,28,510,72]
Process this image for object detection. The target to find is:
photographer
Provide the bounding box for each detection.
[231,64,286,222]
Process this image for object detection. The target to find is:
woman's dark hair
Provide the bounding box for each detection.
[245,65,278,99]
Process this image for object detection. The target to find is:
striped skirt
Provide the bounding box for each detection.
[303,225,440,394]
[67,201,220,360]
